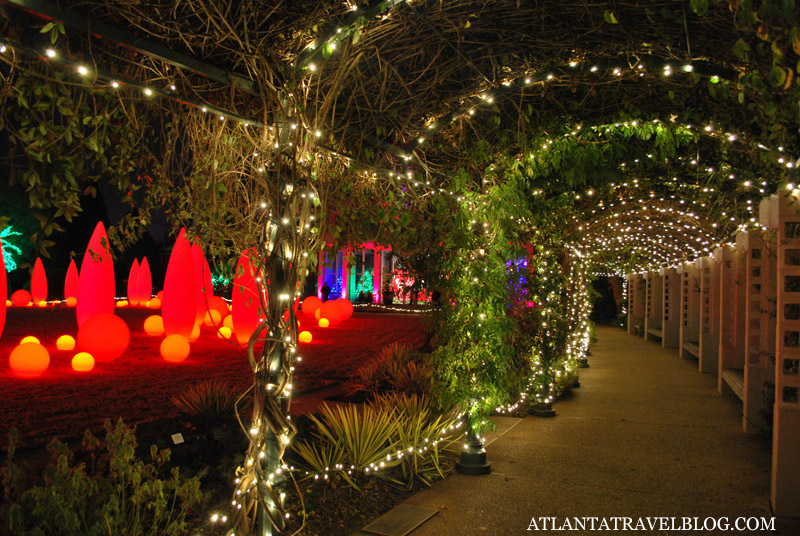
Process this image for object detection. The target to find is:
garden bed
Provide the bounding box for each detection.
[0,306,429,448]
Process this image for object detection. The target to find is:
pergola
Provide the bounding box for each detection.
[1,0,799,534]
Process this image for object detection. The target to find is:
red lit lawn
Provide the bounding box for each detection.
[0,307,427,447]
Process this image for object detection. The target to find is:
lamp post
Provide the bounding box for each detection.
[455,400,491,475]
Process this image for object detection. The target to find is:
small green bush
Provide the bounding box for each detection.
[349,342,433,396]
[171,380,240,422]
[0,419,203,536]
[292,394,461,492]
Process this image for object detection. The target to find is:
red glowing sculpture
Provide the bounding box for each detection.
[191,240,207,326]
[31,257,47,304]
[320,300,344,324]
[77,313,130,362]
[76,222,115,327]
[162,230,196,338]
[11,289,31,307]
[337,298,354,320]
[64,259,79,302]
[127,259,140,305]
[137,257,153,305]
[302,296,322,317]
[0,237,6,341]
[231,251,265,345]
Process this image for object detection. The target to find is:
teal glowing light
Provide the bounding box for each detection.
[0,226,22,271]
[354,270,374,299]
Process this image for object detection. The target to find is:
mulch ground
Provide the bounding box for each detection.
[0,306,428,448]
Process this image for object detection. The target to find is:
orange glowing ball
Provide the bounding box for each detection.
[223,314,235,331]
[65,296,77,307]
[188,324,201,342]
[160,334,190,362]
[71,352,95,372]
[149,298,162,309]
[217,326,232,339]
[299,331,312,343]
[77,313,130,362]
[302,296,323,318]
[318,318,330,328]
[336,299,354,320]
[9,343,50,378]
[5,300,11,307]
[320,301,344,324]
[203,310,222,327]
[37,300,48,307]
[20,335,40,344]
[116,300,128,307]
[207,296,229,318]
[56,335,76,351]
[11,289,31,307]
[143,315,165,336]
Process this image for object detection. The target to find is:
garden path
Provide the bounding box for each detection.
[354,326,795,536]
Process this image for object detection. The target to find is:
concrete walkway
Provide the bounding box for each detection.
[354,326,787,535]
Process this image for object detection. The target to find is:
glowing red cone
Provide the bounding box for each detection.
[76,222,115,327]
[162,229,196,338]
[127,259,140,305]
[31,257,47,304]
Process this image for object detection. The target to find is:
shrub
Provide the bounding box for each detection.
[349,342,433,396]
[292,394,461,492]
[0,419,203,536]
[171,380,240,423]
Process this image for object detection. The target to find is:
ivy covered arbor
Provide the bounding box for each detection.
[1,0,800,533]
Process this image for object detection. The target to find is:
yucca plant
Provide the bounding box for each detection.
[389,361,433,394]
[293,403,400,490]
[170,380,239,422]
[371,393,462,489]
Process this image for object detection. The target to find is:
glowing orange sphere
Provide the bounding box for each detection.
[143,315,165,336]
[207,296,230,318]
[77,313,130,362]
[116,300,128,307]
[11,290,31,307]
[71,352,95,372]
[9,342,50,378]
[302,296,323,317]
[5,299,11,307]
[203,310,222,327]
[37,300,48,307]
[56,335,76,351]
[20,336,40,345]
[217,326,232,339]
[299,331,312,343]
[65,296,77,307]
[160,334,190,362]
[336,299,354,319]
[149,298,162,309]
[318,318,330,328]
[223,314,235,331]
[188,324,200,342]
[320,301,344,324]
